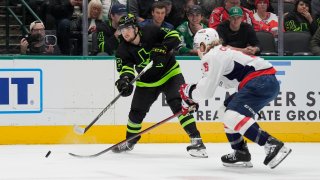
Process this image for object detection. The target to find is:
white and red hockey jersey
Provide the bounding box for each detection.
[253,12,278,32]
[192,45,276,101]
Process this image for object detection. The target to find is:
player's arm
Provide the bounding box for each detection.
[150,27,181,63]
[159,27,181,51]
[181,52,227,102]
[115,48,135,97]
[192,54,225,101]
[179,53,227,114]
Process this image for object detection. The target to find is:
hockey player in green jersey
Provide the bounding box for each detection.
[111,14,207,158]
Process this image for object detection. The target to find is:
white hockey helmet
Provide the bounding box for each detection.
[193,28,220,58]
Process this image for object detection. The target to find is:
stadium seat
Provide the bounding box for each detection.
[272,2,295,16]
[283,31,313,56]
[256,31,278,56]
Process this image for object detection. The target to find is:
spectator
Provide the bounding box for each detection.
[102,3,128,55]
[311,0,320,18]
[68,0,107,55]
[310,27,320,55]
[139,1,174,29]
[284,0,320,35]
[240,0,256,11]
[128,0,156,22]
[49,0,82,55]
[240,0,274,12]
[27,0,55,29]
[89,0,108,55]
[208,0,260,31]
[253,0,278,36]
[165,0,196,28]
[197,0,224,20]
[217,6,261,55]
[20,21,57,55]
[240,0,277,13]
[176,5,207,55]
[101,0,127,21]
[162,0,173,17]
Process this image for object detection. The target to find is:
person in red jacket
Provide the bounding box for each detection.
[208,0,260,31]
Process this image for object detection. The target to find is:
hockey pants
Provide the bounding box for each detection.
[126,74,201,144]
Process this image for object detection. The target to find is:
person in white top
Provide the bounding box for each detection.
[253,0,278,36]
[179,28,292,169]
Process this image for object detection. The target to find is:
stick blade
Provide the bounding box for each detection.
[68,152,101,158]
[68,152,88,158]
[73,125,85,135]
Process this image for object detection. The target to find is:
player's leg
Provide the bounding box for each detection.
[221,126,253,167]
[223,75,291,168]
[219,95,253,167]
[112,86,160,153]
[162,74,207,158]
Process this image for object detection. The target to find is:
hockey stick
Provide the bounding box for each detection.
[73,61,154,135]
[69,109,188,158]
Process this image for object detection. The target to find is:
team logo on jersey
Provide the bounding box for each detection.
[203,62,209,72]
[137,48,150,68]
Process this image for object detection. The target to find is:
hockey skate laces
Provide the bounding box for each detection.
[265,144,277,155]
[227,151,236,158]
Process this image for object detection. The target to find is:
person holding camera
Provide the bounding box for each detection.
[20,21,55,55]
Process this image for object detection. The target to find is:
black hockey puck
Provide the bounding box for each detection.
[45,150,51,158]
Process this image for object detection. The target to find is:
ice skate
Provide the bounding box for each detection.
[264,137,292,169]
[112,142,135,153]
[186,137,208,158]
[221,141,253,168]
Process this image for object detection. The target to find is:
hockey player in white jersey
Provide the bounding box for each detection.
[179,28,292,169]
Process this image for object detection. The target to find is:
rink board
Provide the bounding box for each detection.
[0,122,319,144]
[0,56,320,144]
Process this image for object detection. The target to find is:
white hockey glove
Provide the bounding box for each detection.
[179,84,199,115]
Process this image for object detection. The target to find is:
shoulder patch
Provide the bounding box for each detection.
[203,62,209,72]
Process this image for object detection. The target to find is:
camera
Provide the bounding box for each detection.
[25,33,43,45]
[25,34,57,46]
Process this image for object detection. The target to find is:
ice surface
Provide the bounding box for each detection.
[0,143,318,180]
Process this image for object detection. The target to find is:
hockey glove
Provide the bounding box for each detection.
[115,76,134,97]
[179,84,199,115]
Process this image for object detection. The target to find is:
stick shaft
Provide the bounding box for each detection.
[79,61,154,134]
[69,111,181,158]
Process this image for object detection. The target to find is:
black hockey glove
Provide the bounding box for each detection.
[115,76,134,97]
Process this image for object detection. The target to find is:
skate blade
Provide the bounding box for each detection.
[268,146,292,169]
[188,149,208,158]
[223,161,253,168]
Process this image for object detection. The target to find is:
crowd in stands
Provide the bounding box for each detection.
[20,0,320,56]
